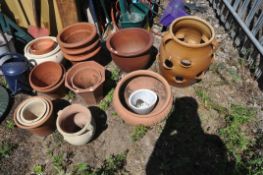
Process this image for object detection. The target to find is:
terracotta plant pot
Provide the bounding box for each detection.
[113,70,173,126]
[56,104,96,146]
[24,36,64,65]
[65,61,105,105]
[159,16,218,86]
[29,38,56,55]
[106,28,153,72]
[13,96,55,136]
[29,61,63,91]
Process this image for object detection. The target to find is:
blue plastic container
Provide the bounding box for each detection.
[0,53,31,94]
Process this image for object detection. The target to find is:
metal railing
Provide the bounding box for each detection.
[209,0,263,81]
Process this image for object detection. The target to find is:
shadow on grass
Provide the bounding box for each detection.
[146,97,236,175]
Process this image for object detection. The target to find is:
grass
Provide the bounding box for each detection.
[33,164,45,175]
[99,89,114,111]
[0,141,16,159]
[110,67,121,82]
[64,90,76,101]
[0,76,8,88]
[131,125,149,142]
[5,119,15,129]
[72,152,127,175]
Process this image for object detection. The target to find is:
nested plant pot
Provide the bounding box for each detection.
[56,104,96,146]
[159,16,218,86]
[65,61,105,105]
[29,38,56,55]
[13,97,55,136]
[113,70,173,126]
[106,28,153,72]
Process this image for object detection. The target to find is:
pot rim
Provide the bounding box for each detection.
[106,28,153,57]
[29,38,56,55]
[57,23,97,48]
[13,97,53,129]
[56,104,93,136]
[24,36,61,59]
[169,16,215,48]
[29,61,63,91]
[113,70,172,118]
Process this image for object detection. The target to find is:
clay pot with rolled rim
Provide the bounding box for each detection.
[13,97,55,136]
[106,28,153,72]
[29,61,63,91]
[65,61,105,105]
[57,23,97,49]
[29,38,56,55]
[24,36,64,65]
[113,70,173,126]
[56,104,96,146]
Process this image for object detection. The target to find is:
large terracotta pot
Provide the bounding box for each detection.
[113,70,173,126]
[13,97,55,136]
[65,61,105,105]
[56,104,96,146]
[159,16,218,86]
[106,28,153,72]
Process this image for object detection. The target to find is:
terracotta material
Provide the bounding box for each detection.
[56,104,96,146]
[106,28,153,72]
[57,23,97,48]
[13,97,55,136]
[113,70,173,126]
[29,38,56,55]
[159,16,218,86]
[29,61,63,91]
[65,61,105,105]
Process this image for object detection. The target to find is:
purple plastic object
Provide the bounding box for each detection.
[160,0,188,27]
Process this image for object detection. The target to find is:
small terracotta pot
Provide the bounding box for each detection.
[29,38,56,55]
[65,61,105,105]
[56,104,96,146]
[159,16,218,86]
[106,28,153,72]
[57,23,97,48]
[13,97,55,136]
[113,70,173,126]
[29,61,63,91]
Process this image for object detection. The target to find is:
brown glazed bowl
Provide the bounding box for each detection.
[113,70,173,126]
[29,61,63,91]
[13,97,55,137]
[57,23,97,48]
[106,28,153,72]
[29,38,56,55]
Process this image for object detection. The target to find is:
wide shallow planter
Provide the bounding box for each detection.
[106,28,153,72]
[159,16,218,86]
[30,63,67,99]
[57,23,101,63]
[65,61,105,105]
[56,104,96,146]
[113,70,173,126]
[13,96,55,136]
[29,38,56,55]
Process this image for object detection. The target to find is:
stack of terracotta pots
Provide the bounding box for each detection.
[56,104,96,146]
[106,28,153,72]
[24,36,64,65]
[113,70,173,126]
[158,16,218,86]
[65,61,105,105]
[29,61,66,99]
[13,96,55,136]
[57,23,101,64]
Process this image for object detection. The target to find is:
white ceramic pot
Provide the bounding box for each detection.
[56,104,96,146]
[24,36,64,65]
[128,89,158,115]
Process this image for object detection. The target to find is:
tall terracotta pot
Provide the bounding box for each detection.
[159,16,218,86]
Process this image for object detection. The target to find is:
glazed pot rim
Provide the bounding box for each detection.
[14,97,53,129]
[57,23,97,48]
[106,28,153,57]
[56,104,92,136]
[113,70,172,118]
[24,36,60,59]
[169,16,215,48]
[29,61,63,91]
